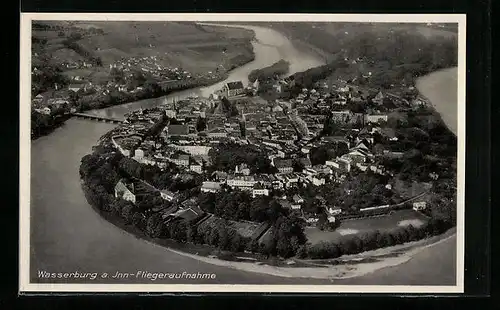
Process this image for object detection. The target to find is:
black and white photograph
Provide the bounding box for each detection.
[19,13,466,293]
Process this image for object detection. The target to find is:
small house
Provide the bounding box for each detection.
[252,184,269,198]
[412,201,427,211]
[235,163,251,176]
[114,180,136,204]
[293,194,304,204]
[68,83,85,93]
[160,189,176,201]
[327,206,342,215]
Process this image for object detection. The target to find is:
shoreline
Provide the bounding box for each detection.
[415,67,458,136]
[88,197,456,280]
[168,229,456,280]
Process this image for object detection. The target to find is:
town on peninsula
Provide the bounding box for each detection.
[31,20,458,272]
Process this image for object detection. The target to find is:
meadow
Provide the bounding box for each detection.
[305,209,430,246]
[32,21,255,82]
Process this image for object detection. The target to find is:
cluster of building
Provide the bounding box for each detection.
[114,177,208,224]
[60,60,95,70]
[31,89,75,115]
[109,55,195,81]
[105,73,433,227]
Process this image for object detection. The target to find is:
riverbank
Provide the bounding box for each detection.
[31,112,73,140]
[416,67,458,135]
[90,197,457,280]
[167,228,456,280]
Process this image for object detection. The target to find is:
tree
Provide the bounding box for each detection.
[121,204,135,224]
[198,192,216,213]
[130,70,147,88]
[187,223,200,244]
[68,32,82,41]
[110,198,126,215]
[309,146,329,166]
[248,59,290,83]
[146,213,164,238]
[293,159,305,172]
[271,215,306,258]
[132,212,145,228]
[110,68,125,84]
[144,80,162,96]
[276,237,294,258]
[137,191,164,212]
[196,116,207,132]
[80,153,102,179]
[169,220,188,242]
[322,114,340,136]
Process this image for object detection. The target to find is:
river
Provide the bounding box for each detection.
[86,23,325,120]
[416,67,458,135]
[29,24,458,286]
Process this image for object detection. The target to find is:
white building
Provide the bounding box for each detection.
[172,145,212,156]
[114,180,136,204]
[201,181,221,193]
[312,176,326,186]
[160,189,176,201]
[252,186,269,198]
[133,148,145,160]
[190,163,203,173]
[365,114,388,124]
[413,201,428,211]
[226,175,257,189]
[327,206,342,215]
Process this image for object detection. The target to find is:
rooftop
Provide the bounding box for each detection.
[226,81,244,90]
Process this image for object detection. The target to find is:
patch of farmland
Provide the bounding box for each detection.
[305,209,430,245]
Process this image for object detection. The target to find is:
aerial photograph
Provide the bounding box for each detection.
[24,15,462,290]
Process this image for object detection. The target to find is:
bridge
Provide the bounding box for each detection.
[72,113,125,124]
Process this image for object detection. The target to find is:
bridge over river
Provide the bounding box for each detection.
[72,112,125,124]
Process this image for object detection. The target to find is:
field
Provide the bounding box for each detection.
[197,215,264,239]
[74,21,254,74]
[229,220,263,238]
[265,22,458,56]
[32,21,255,83]
[305,209,430,245]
